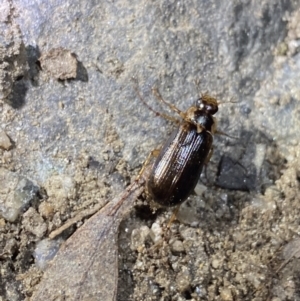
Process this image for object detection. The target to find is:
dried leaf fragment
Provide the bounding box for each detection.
[31,171,148,301]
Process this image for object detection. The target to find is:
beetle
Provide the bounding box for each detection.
[135,85,218,207]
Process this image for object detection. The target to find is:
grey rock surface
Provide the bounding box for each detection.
[0,0,300,300]
[0,0,27,104]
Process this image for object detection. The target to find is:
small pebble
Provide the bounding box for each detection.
[150,222,162,243]
[194,183,207,196]
[220,287,233,301]
[212,259,220,269]
[38,201,55,219]
[180,227,197,241]
[175,268,191,293]
[4,238,17,256]
[0,218,5,227]
[0,168,39,222]
[131,226,150,251]
[44,174,76,200]
[22,208,47,238]
[39,47,78,80]
[170,240,184,254]
[0,130,12,150]
[34,238,62,270]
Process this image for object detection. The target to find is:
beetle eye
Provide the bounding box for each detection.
[195,99,203,108]
[207,104,218,114]
[195,99,199,106]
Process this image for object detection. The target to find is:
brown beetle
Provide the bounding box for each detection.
[136,86,218,207]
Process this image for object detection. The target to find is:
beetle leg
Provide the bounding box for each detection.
[205,146,214,165]
[133,81,181,124]
[211,116,217,134]
[167,204,181,228]
[213,116,238,139]
[215,130,238,139]
[202,146,214,186]
[196,123,205,133]
[152,87,187,120]
[138,149,160,180]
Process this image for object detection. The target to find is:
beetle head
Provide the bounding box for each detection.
[195,94,218,115]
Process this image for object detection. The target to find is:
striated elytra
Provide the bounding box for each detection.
[146,94,218,207]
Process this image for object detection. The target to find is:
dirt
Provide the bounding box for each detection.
[1,1,300,301]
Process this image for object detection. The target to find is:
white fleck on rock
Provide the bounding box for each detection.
[252,143,266,173]
[150,222,162,243]
[34,238,62,270]
[212,259,220,269]
[194,182,207,196]
[0,0,10,23]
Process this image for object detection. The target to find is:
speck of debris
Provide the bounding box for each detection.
[22,207,47,238]
[39,48,78,80]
